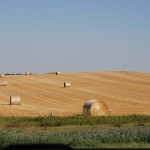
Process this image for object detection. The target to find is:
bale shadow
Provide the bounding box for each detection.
[1,103,10,105]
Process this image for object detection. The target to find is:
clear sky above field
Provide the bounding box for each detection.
[0,0,150,74]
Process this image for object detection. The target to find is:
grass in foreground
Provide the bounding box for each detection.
[0,114,149,127]
[0,126,150,149]
[0,114,149,149]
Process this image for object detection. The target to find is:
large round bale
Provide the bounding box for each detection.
[10,96,21,105]
[83,100,109,116]
[64,82,71,88]
[0,81,8,86]
[56,72,61,75]
[0,74,5,78]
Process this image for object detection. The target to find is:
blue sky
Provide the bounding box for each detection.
[0,0,150,73]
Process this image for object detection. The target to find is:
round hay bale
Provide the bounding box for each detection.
[10,96,21,105]
[64,82,71,88]
[1,81,8,86]
[56,72,61,75]
[83,100,109,116]
[0,74,5,78]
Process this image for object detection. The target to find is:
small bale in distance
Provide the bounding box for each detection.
[10,96,21,105]
[83,100,109,116]
[56,72,61,75]
[25,72,30,75]
[0,74,5,78]
[64,82,71,88]
[0,81,8,86]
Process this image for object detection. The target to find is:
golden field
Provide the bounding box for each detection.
[0,71,150,116]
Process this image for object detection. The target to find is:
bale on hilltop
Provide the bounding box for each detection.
[0,74,5,78]
[83,100,109,116]
[56,72,61,75]
[25,72,30,75]
[10,96,21,105]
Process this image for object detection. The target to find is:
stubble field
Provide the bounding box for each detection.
[0,71,150,116]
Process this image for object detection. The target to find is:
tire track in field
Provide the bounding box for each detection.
[9,82,81,111]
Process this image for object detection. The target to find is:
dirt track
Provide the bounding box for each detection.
[0,71,150,116]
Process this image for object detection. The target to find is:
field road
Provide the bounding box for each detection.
[0,71,150,116]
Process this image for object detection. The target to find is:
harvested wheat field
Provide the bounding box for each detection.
[0,71,150,116]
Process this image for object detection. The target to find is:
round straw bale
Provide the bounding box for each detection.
[64,82,71,88]
[10,96,21,105]
[83,100,109,116]
[0,81,8,86]
[56,72,61,75]
[0,74,5,78]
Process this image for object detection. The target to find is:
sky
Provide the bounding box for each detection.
[0,0,150,74]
